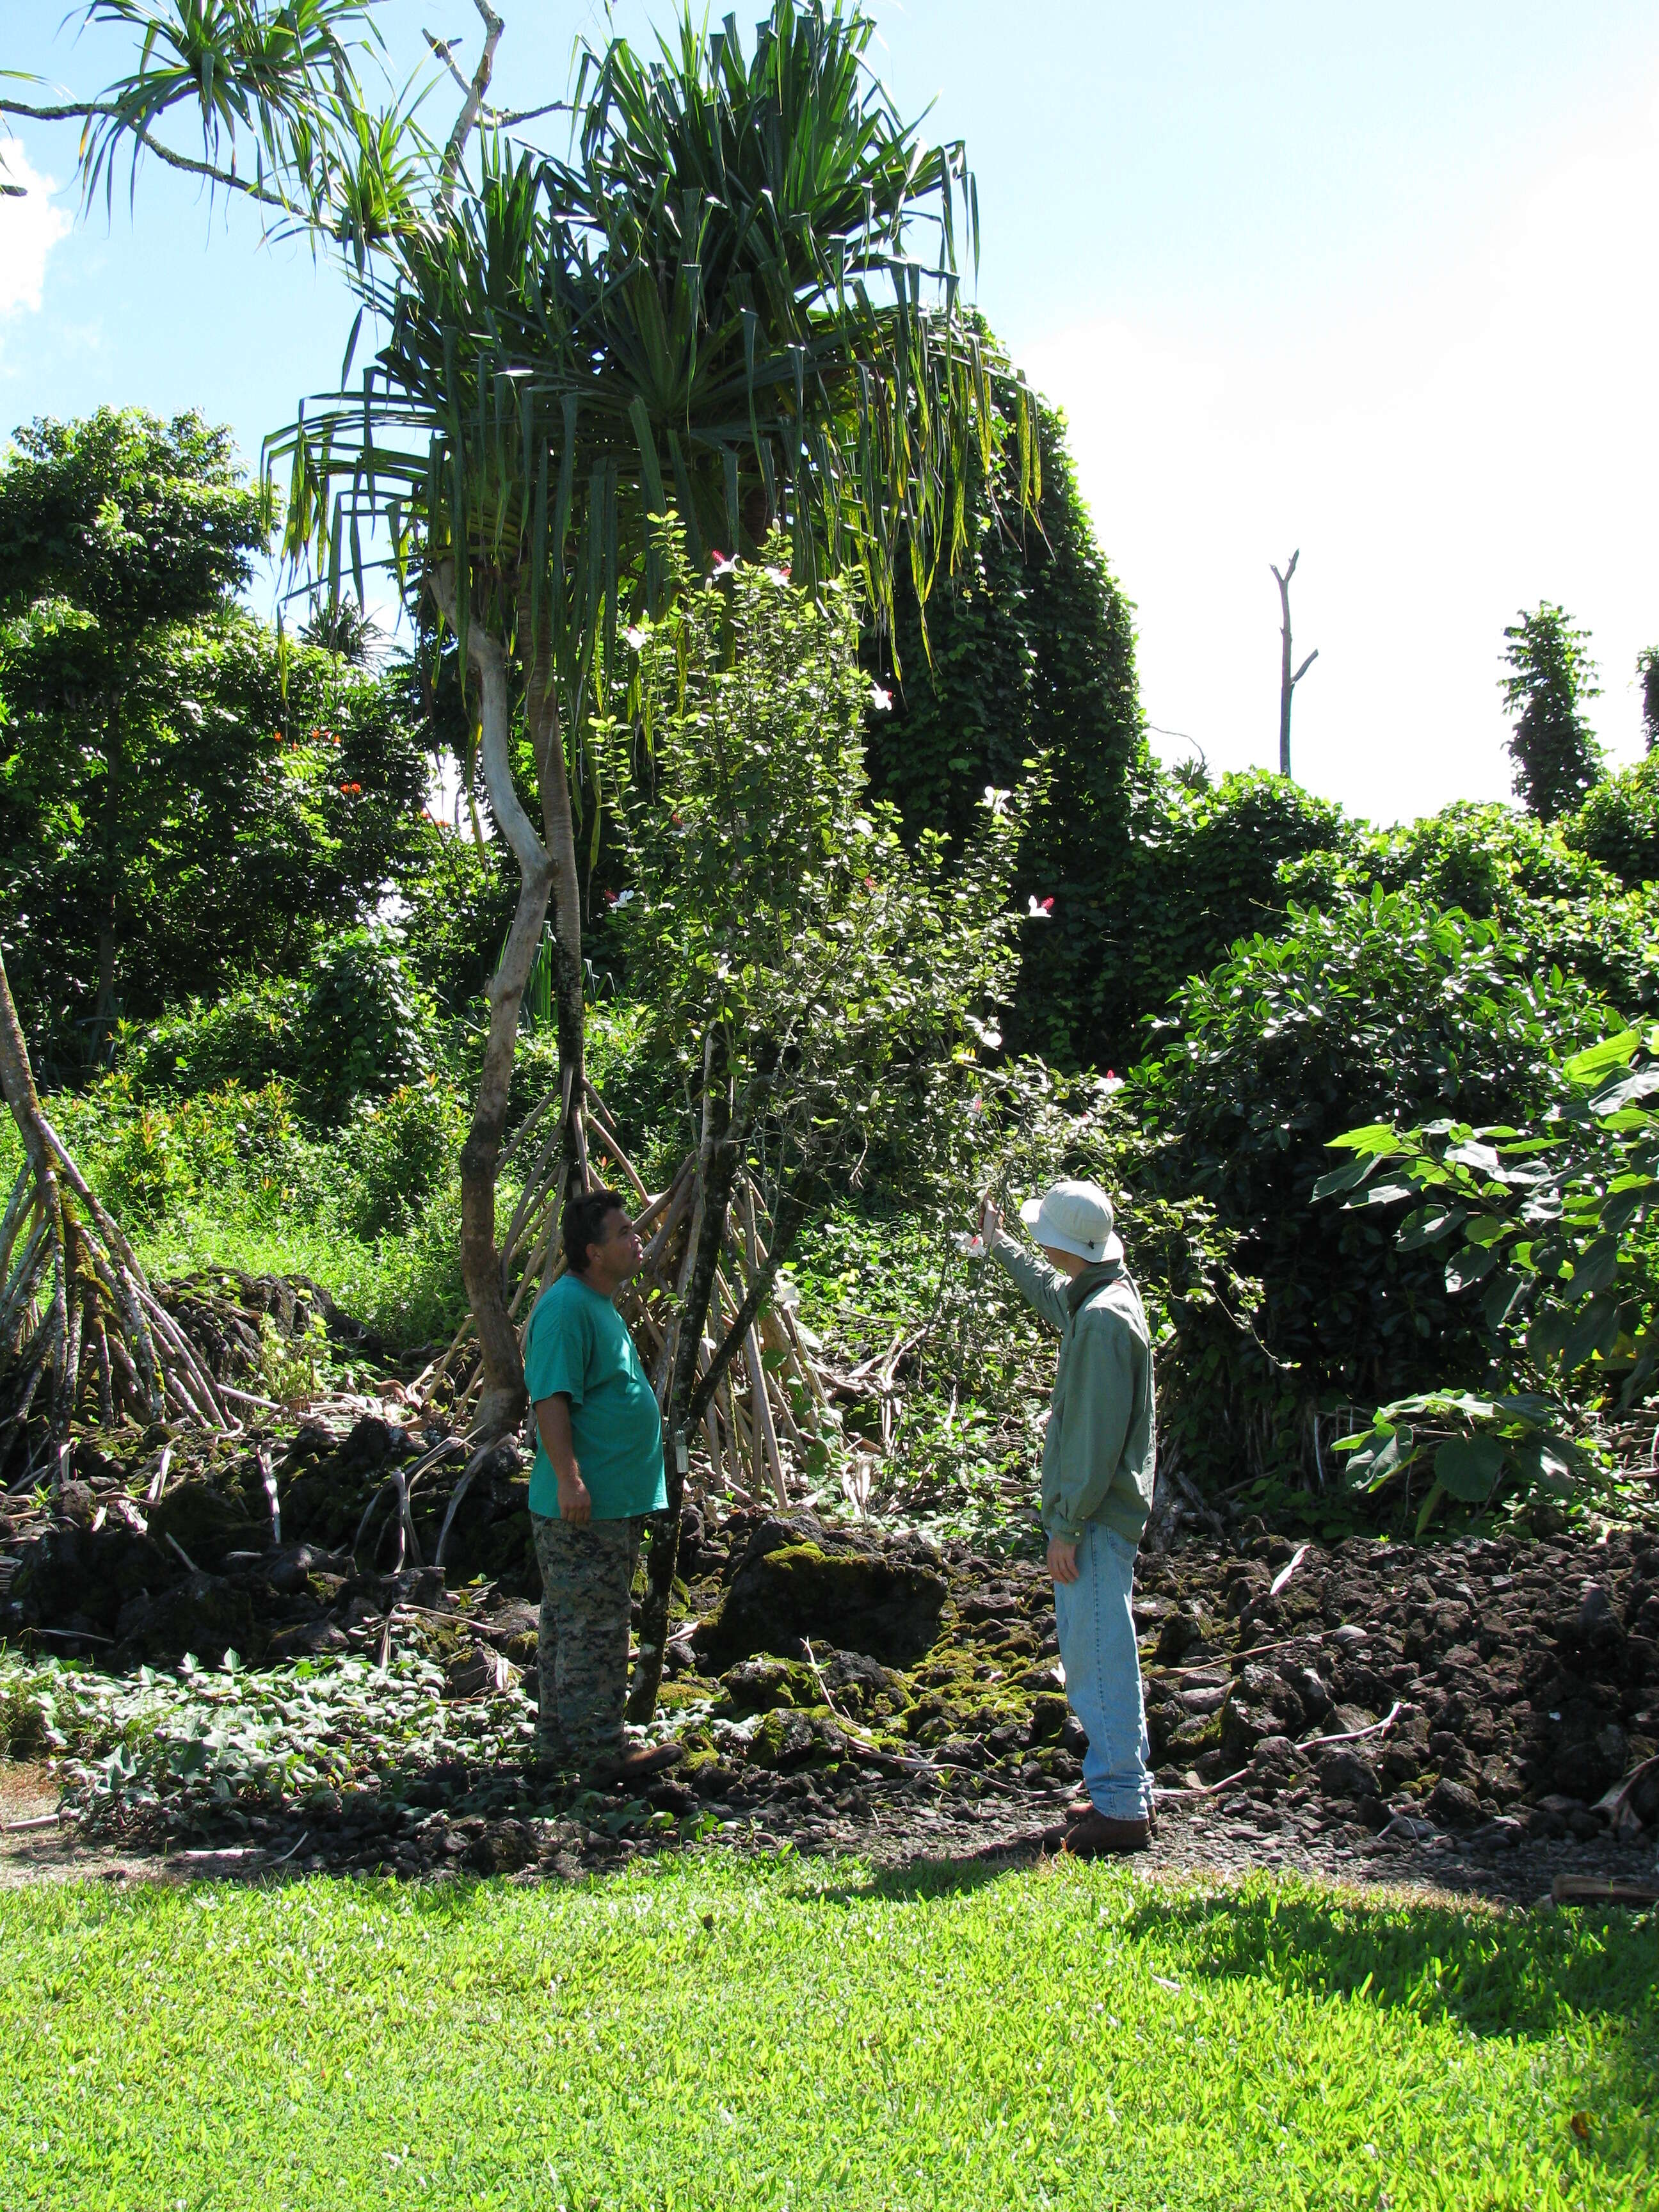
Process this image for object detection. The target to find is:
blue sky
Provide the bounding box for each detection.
[4,1,1658,821]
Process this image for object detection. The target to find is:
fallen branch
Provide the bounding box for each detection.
[1155,1704,1403,1801]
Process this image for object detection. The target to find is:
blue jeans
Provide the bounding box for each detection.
[1054,1520,1152,1820]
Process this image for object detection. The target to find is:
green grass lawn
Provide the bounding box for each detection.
[1,1860,1654,2212]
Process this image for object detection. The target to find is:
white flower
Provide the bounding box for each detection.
[1102,1071,1125,1093]
[983,785,1010,815]
[1027,895,1055,920]
[764,565,791,586]
[624,625,646,651]
[710,551,737,579]
[868,684,893,712]
[612,888,636,909]
[954,1231,987,1260]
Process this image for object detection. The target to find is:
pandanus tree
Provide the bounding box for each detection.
[6,1,1036,1452]
[271,4,1034,1438]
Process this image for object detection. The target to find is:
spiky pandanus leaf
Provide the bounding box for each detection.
[270,2,1032,717]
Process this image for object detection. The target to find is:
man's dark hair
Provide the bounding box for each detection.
[562,1186,626,1276]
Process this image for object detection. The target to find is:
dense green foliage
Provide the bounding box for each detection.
[1501,602,1604,822]
[0,410,430,1071]
[1564,755,1659,891]
[861,373,1144,1067]
[1320,1024,1659,1524]
[127,929,437,1121]
[1,1862,1653,2210]
[1132,888,1619,1475]
[607,542,1024,1214]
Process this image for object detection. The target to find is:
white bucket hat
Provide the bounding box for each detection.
[1020,1179,1124,1266]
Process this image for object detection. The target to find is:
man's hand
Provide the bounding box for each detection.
[536,1397,592,1525]
[1046,1535,1079,1585]
[980,1198,1002,1244]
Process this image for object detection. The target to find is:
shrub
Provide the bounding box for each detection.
[1564,755,1659,890]
[1132,885,1619,1477]
[1280,802,1659,1020]
[129,929,435,1120]
[338,1078,467,1238]
[1279,800,1612,920]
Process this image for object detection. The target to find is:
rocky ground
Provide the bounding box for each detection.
[3,1385,1658,1908]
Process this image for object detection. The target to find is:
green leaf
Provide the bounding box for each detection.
[1592,1068,1659,1114]
[1326,1124,1404,1155]
[1564,1031,1639,1085]
[1414,1480,1447,1539]
[1398,1203,1466,1251]
[1558,1291,1620,1371]
[1360,1182,1418,1208]
[1481,1267,1525,1331]
[1564,1235,1619,1304]
[1445,1244,1498,1293]
[1434,1433,1505,1502]
[1311,1157,1372,1201]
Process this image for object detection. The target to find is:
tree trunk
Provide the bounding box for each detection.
[429,567,557,1440]
[522,619,588,1194]
[1270,551,1317,783]
[627,1043,737,1723]
[93,686,122,1052]
[0,951,72,1442]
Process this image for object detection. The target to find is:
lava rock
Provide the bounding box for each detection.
[1318,1749,1381,1801]
[694,1516,946,1669]
[1427,1777,1482,1829]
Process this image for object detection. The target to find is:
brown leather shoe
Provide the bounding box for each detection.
[1061,1808,1151,1857]
[588,1741,684,1788]
[1064,1796,1158,1838]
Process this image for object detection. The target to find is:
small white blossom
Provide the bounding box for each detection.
[612,888,636,909]
[1027,895,1055,920]
[983,785,1011,815]
[955,1231,987,1260]
[624,625,646,651]
[868,683,893,712]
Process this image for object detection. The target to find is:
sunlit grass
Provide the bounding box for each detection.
[1,1859,1653,2210]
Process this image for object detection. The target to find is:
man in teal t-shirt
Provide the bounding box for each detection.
[525,1185,681,1786]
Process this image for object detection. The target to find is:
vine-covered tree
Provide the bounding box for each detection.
[1637,645,1659,754]
[862,367,1144,1068]
[1501,603,1603,822]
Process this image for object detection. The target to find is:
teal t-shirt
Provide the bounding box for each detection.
[525,1274,666,1521]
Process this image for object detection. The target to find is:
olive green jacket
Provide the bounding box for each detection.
[990,1230,1157,1547]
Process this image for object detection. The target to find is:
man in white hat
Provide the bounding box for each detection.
[978,1180,1157,1855]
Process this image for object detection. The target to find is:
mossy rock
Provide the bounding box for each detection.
[717,1657,817,1717]
[693,1516,947,1670]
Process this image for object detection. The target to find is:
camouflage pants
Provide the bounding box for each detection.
[530,1511,641,1769]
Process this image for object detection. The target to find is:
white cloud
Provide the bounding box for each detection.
[1019,84,1659,825]
[0,140,72,320]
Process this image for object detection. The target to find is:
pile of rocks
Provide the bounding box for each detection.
[4,1418,1658,1896]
